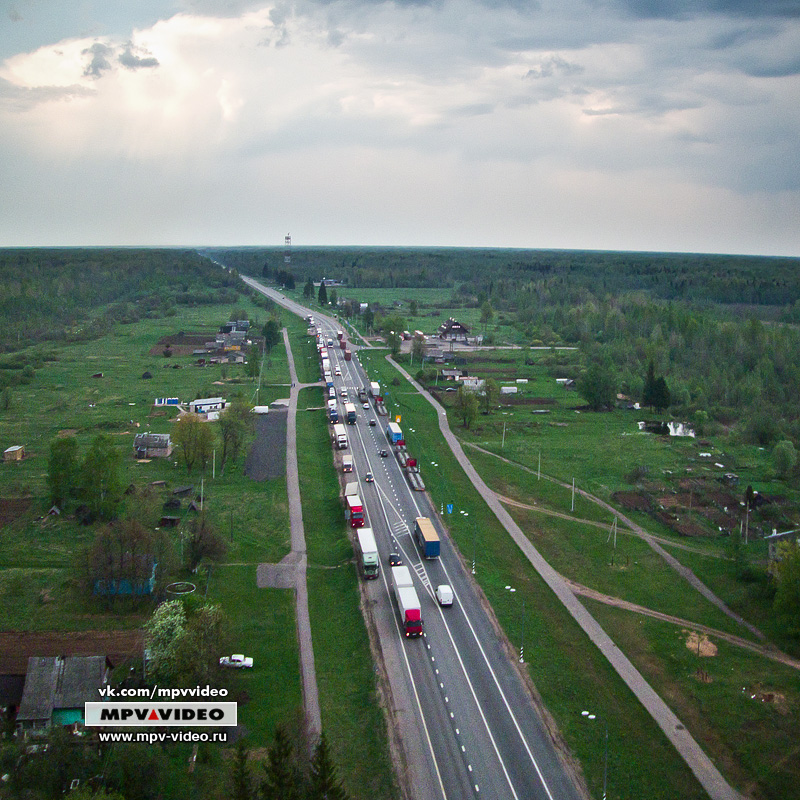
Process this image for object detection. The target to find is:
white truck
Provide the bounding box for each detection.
[369,381,381,398]
[356,528,379,580]
[332,423,348,449]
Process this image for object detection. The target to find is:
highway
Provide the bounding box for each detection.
[242,277,584,800]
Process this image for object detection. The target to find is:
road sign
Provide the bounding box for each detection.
[447,504,453,514]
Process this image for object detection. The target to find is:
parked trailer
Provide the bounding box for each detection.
[345,402,357,424]
[391,568,423,638]
[414,517,440,559]
[356,528,379,579]
[369,381,381,398]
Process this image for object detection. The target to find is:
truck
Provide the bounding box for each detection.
[356,528,379,579]
[357,387,368,403]
[329,406,338,423]
[386,422,403,445]
[391,565,414,590]
[342,455,353,472]
[344,349,352,361]
[344,402,357,424]
[333,423,348,449]
[345,493,365,528]
[391,567,423,638]
[369,381,381,399]
[414,517,440,559]
[337,330,344,341]
[340,338,347,350]
[344,482,359,498]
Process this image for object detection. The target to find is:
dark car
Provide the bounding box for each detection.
[364,472,374,483]
[369,419,377,426]
[388,552,402,567]
[379,449,389,457]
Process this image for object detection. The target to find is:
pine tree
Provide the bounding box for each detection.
[642,360,657,410]
[261,725,302,800]
[653,376,671,412]
[308,733,349,800]
[231,738,252,800]
[318,282,328,306]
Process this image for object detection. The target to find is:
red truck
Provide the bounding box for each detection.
[345,494,365,528]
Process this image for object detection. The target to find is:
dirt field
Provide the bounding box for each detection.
[244,410,287,481]
[0,630,144,673]
[0,497,33,528]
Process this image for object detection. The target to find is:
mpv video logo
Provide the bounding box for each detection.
[85,702,237,726]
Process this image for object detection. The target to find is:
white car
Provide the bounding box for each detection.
[219,654,254,669]
[335,368,342,376]
[435,585,454,606]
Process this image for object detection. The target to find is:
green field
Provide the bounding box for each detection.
[354,348,800,800]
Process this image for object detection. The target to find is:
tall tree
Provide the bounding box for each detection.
[262,318,282,353]
[80,434,123,521]
[303,278,314,299]
[173,413,215,474]
[308,733,349,800]
[318,282,328,306]
[184,511,227,572]
[653,376,671,412]
[642,360,657,410]
[578,355,617,411]
[47,435,80,508]
[454,386,479,429]
[481,378,500,414]
[261,725,303,800]
[217,397,254,473]
[231,739,253,800]
[144,600,187,683]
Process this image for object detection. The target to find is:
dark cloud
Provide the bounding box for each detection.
[0,77,94,111]
[614,0,800,19]
[524,55,583,79]
[118,44,160,70]
[82,42,115,79]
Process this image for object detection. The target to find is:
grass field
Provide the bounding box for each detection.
[356,348,800,799]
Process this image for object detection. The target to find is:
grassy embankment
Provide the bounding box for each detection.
[294,383,399,800]
[356,347,800,800]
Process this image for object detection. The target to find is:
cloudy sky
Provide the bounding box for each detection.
[1,0,799,255]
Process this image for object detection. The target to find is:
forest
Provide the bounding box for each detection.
[209,246,800,449]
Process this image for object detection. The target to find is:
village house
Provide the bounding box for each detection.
[16,655,110,731]
[437,318,470,344]
[133,433,173,459]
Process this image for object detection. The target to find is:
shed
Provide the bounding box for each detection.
[3,445,25,462]
[16,655,110,730]
[133,433,173,459]
[189,397,226,414]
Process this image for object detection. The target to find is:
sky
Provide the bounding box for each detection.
[1,0,799,256]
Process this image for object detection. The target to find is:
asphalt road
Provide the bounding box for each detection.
[241,278,585,800]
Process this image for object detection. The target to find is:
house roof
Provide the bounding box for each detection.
[438,318,470,334]
[134,433,171,448]
[17,656,108,723]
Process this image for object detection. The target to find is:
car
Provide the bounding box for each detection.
[335,368,342,376]
[435,585,454,606]
[340,388,348,398]
[388,552,403,567]
[362,402,370,409]
[369,419,376,426]
[379,449,389,457]
[364,472,374,483]
[445,387,456,392]
[220,654,254,669]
